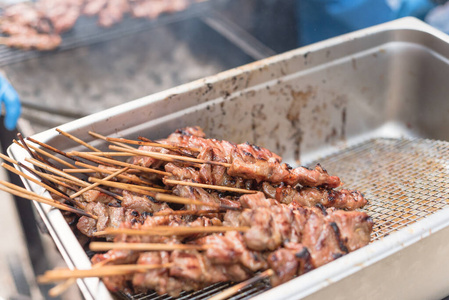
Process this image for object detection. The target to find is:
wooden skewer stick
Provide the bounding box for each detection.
[74,161,156,186]
[38,263,173,283]
[1,163,75,205]
[33,170,83,192]
[0,152,16,165]
[155,193,239,211]
[18,139,77,169]
[26,136,81,163]
[13,139,60,170]
[87,178,212,206]
[88,177,170,194]
[109,145,231,167]
[89,131,135,150]
[48,259,107,297]
[56,128,102,153]
[164,179,256,194]
[26,158,123,201]
[93,226,249,237]
[153,209,222,216]
[16,134,54,167]
[69,151,171,176]
[89,242,212,252]
[70,167,130,199]
[106,136,201,153]
[0,181,96,219]
[48,278,76,297]
[209,269,275,300]
[63,168,96,173]
[0,152,69,200]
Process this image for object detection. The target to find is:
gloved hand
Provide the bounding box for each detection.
[0,75,21,130]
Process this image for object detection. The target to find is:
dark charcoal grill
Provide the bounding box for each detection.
[113,137,449,300]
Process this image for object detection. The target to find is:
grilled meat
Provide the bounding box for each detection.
[262,182,367,210]
[0,34,62,50]
[0,0,193,51]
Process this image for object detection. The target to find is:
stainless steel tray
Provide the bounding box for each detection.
[8,17,449,299]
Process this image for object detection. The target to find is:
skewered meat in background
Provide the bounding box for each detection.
[0,0,193,51]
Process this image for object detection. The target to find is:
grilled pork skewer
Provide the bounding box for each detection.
[262,182,367,210]
[90,193,372,296]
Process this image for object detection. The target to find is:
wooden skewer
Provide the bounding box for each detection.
[0,152,70,201]
[1,163,75,205]
[86,178,213,207]
[38,263,173,283]
[13,139,58,170]
[56,128,102,153]
[89,242,211,252]
[109,145,231,167]
[209,269,275,300]
[155,193,223,209]
[88,177,170,194]
[48,278,76,297]
[89,131,135,150]
[70,167,130,199]
[26,158,123,201]
[153,209,222,216]
[0,181,96,219]
[63,168,96,173]
[74,161,156,186]
[48,259,107,297]
[106,136,201,153]
[26,157,89,187]
[68,151,171,176]
[164,179,257,194]
[93,226,249,237]
[26,136,81,163]
[19,139,77,169]
[0,152,16,165]
[33,170,82,192]
[16,134,54,167]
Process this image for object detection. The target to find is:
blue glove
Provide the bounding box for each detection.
[297,0,437,45]
[0,75,21,130]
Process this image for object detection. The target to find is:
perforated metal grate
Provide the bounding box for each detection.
[312,138,449,241]
[118,138,449,299]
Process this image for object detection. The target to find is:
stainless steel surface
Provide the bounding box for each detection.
[8,17,449,299]
[201,10,277,60]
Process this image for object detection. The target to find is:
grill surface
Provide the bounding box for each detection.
[316,138,449,242]
[0,1,210,66]
[115,137,449,300]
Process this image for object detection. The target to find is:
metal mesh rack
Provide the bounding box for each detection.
[314,138,449,241]
[117,137,449,299]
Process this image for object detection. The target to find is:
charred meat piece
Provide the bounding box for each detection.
[229,151,341,188]
[83,0,108,16]
[0,34,62,50]
[262,182,368,210]
[98,0,130,27]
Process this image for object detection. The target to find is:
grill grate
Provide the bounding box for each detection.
[313,138,449,241]
[0,1,211,66]
[118,138,449,299]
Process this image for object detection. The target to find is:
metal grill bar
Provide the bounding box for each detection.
[118,138,449,299]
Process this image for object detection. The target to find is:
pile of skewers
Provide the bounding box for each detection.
[0,126,373,299]
[0,0,198,51]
